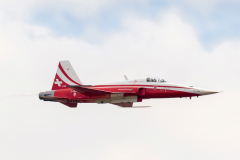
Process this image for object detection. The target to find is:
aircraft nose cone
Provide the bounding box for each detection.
[199,89,219,95]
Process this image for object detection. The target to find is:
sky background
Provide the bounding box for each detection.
[0,0,240,159]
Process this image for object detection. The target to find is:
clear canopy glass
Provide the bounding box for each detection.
[146,77,166,82]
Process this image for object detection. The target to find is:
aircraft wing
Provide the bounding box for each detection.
[111,102,151,107]
[112,102,133,107]
[67,85,111,94]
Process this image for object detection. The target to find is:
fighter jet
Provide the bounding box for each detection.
[39,61,219,107]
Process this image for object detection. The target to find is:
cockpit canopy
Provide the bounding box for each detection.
[146,77,166,82]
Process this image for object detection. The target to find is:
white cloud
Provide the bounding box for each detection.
[0,0,122,20]
[172,0,240,11]
[1,0,239,22]
[0,7,240,160]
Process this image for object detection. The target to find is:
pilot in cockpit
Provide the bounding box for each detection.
[160,79,165,82]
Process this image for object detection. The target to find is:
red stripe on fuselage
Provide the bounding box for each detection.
[58,63,81,85]
[88,85,198,96]
[92,84,193,90]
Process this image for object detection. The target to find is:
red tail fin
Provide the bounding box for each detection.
[52,61,83,90]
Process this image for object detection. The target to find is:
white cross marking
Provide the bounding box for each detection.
[55,79,62,87]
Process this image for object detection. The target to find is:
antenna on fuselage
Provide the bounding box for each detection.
[124,75,129,80]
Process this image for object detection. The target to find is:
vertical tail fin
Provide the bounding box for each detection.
[52,61,83,90]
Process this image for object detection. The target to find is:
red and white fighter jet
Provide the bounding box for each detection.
[39,61,219,107]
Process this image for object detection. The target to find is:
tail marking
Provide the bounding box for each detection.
[52,61,82,90]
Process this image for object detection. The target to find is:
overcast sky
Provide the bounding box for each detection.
[0,0,240,159]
